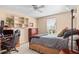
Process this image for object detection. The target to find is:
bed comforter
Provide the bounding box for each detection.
[30,35,69,49]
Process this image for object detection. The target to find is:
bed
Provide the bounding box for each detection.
[29,34,69,54]
[29,28,79,54]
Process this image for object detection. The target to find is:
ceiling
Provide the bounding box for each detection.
[0,5,77,18]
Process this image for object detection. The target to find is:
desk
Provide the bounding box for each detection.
[0,35,20,54]
[0,36,11,53]
[0,29,20,54]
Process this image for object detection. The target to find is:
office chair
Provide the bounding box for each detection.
[11,30,20,52]
[2,30,20,53]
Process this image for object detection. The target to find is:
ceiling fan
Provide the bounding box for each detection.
[32,5,45,13]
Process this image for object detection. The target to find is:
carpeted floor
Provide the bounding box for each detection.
[11,43,39,54]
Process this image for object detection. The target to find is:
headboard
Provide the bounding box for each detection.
[28,28,38,42]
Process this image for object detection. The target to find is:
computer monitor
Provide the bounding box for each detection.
[3,30,13,35]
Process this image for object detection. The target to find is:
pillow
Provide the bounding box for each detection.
[63,29,79,38]
[57,28,68,37]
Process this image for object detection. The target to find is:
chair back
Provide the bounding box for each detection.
[11,30,20,48]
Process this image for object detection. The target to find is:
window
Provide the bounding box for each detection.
[47,18,56,34]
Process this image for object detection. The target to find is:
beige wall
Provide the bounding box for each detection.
[37,12,74,34]
[0,10,8,22]
[55,12,71,34]
[76,6,79,29]
[37,17,47,34]
[28,17,37,28]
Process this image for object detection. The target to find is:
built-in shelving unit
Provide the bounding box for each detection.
[14,17,29,28]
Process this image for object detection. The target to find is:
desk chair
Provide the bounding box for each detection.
[11,30,20,52]
[2,30,20,53]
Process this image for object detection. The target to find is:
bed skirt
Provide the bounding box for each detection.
[29,43,60,54]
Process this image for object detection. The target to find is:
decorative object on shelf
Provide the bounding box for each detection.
[23,18,29,27]
[19,17,24,24]
[0,20,4,27]
[14,17,29,28]
[6,16,14,27]
[29,23,33,27]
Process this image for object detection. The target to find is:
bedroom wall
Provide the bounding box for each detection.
[28,17,37,28]
[0,10,8,22]
[76,6,79,29]
[37,12,76,34]
[37,17,47,34]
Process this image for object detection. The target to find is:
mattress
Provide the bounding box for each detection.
[31,34,69,50]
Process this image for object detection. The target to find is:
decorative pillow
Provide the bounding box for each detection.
[63,29,79,38]
[57,28,68,37]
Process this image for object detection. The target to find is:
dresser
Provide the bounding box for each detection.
[28,28,38,42]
